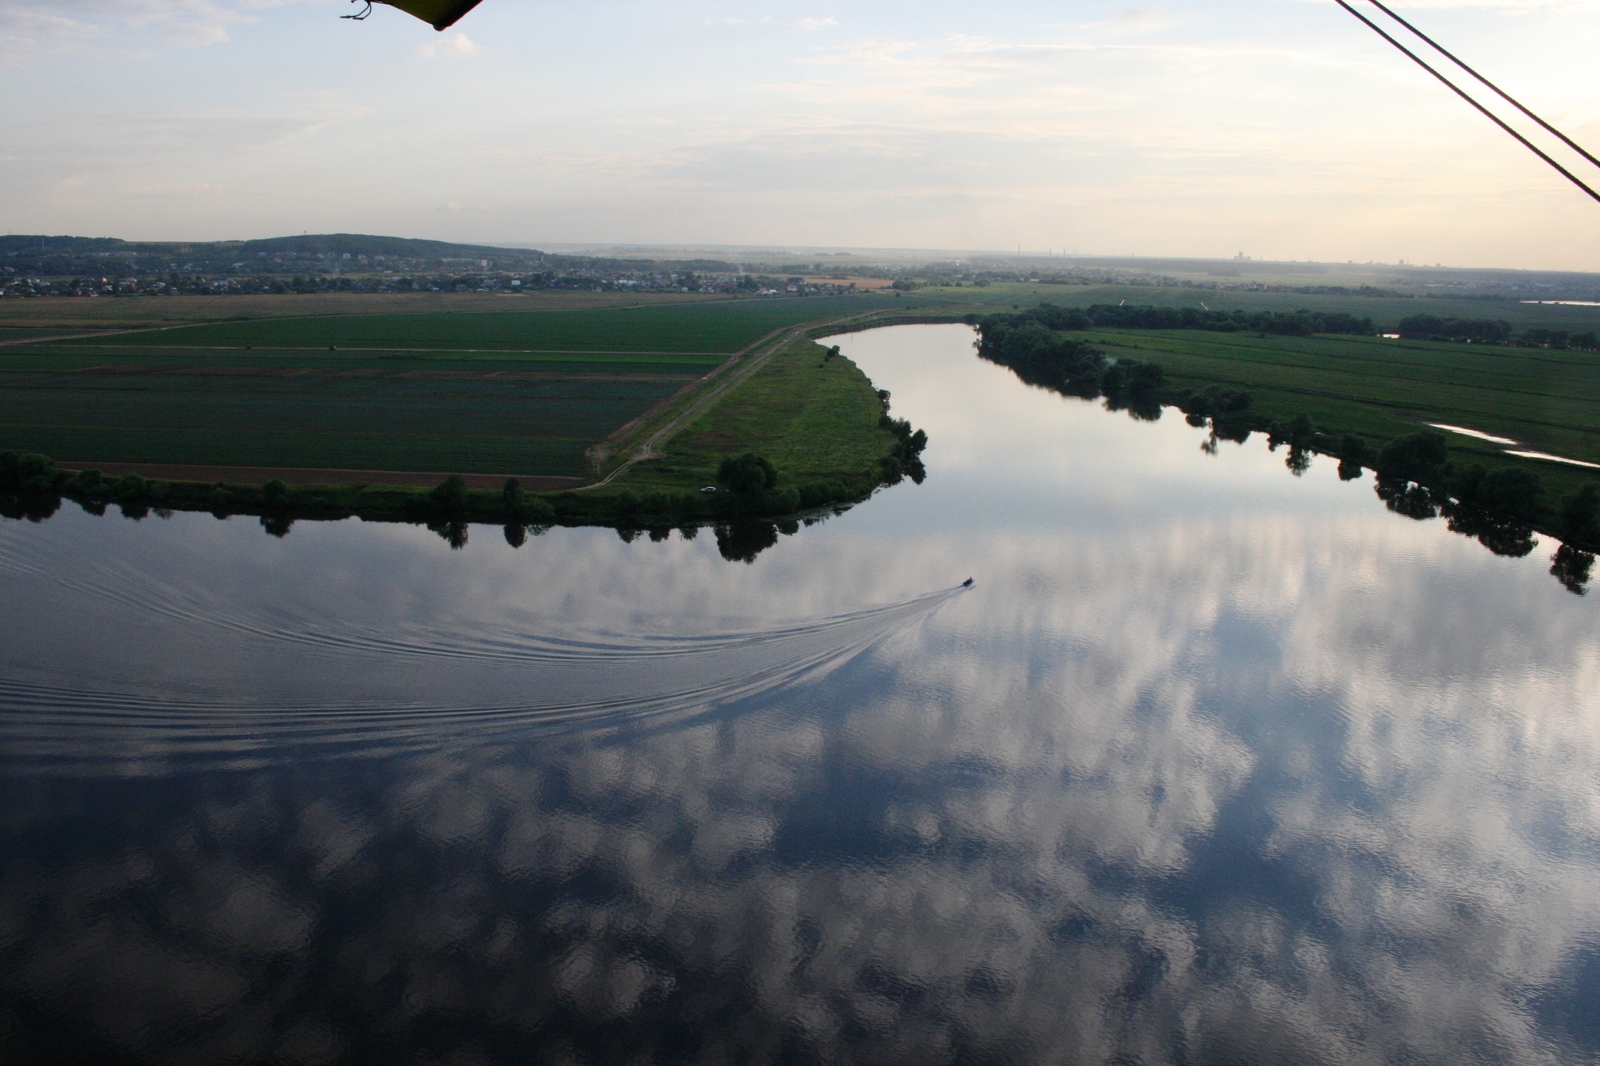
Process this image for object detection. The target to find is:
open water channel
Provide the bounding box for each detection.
[1,324,1597,1064]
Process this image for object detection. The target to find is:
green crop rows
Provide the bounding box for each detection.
[1,300,901,478]
[68,296,894,354]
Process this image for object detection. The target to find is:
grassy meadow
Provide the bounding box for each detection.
[618,336,906,496]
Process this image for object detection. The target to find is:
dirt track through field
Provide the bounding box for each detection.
[580,310,885,491]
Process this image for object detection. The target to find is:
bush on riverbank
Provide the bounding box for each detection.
[0,443,896,546]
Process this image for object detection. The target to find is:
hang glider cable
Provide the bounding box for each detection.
[1361,0,1600,174]
[1333,0,1600,205]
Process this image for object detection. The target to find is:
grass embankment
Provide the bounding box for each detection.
[617,335,911,497]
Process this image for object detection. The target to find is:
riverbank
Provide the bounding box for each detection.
[0,324,928,536]
[970,308,1600,556]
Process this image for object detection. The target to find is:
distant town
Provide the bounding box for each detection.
[4,233,1600,303]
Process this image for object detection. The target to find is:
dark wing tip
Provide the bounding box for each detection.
[432,0,484,30]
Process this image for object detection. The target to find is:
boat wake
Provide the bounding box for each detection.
[0,530,968,768]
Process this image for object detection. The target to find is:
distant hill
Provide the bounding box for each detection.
[0,233,546,275]
[0,233,773,283]
[0,232,547,270]
[234,234,540,260]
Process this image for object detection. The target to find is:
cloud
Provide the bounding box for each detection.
[0,0,245,49]
[417,31,473,58]
[3,0,1598,265]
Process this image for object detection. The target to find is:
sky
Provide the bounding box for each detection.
[2,0,1599,270]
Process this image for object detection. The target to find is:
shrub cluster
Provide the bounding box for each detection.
[871,391,930,483]
[1397,315,1513,343]
[1398,316,1599,350]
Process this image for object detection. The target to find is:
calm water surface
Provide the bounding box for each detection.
[2,324,1597,1064]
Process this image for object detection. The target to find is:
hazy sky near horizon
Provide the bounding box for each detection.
[3,0,1599,270]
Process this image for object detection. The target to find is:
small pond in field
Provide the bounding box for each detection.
[1,323,1597,1065]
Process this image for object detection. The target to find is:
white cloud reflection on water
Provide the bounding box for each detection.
[0,325,1596,1063]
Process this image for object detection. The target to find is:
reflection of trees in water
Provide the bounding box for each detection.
[427,518,470,550]
[715,520,779,564]
[1188,430,1583,592]
[1444,501,1539,558]
[1376,474,1441,521]
[1371,476,1593,588]
[1102,391,1164,423]
[1550,544,1595,595]
[0,494,61,523]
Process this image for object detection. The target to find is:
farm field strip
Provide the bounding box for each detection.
[1095,330,1600,380]
[34,345,741,357]
[1213,335,1589,372]
[905,283,1600,331]
[15,344,727,364]
[61,297,898,354]
[1091,330,1600,478]
[16,367,702,384]
[1100,346,1600,419]
[1094,331,1600,395]
[1107,349,1600,441]
[0,302,847,480]
[3,360,720,381]
[0,425,593,478]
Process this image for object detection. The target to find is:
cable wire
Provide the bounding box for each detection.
[1362,0,1600,174]
[1334,0,1600,205]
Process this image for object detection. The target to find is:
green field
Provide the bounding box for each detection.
[0,352,694,477]
[68,297,894,354]
[8,282,1596,507]
[898,282,1600,333]
[1076,328,1599,496]
[0,296,901,482]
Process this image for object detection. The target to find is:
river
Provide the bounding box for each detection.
[1,323,1596,1064]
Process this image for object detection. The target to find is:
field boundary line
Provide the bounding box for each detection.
[0,329,138,348]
